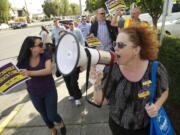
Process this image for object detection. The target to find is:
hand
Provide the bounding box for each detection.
[90,66,103,86]
[19,69,30,77]
[94,71,103,88]
[145,103,160,118]
[79,66,85,72]
[89,33,94,38]
[116,9,122,16]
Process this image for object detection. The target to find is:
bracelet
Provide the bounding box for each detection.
[94,85,102,91]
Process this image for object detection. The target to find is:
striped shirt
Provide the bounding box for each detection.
[97,21,112,50]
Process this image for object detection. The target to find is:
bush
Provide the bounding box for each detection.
[159,35,180,107]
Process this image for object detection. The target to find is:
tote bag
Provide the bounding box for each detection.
[150,61,173,135]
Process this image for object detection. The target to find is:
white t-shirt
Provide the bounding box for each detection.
[40,31,52,45]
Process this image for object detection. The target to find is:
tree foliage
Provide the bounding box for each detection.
[43,0,81,17]
[85,0,107,13]
[42,0,59,18]
[60,0,69,16]
[69,3,80,15]
[0,0,11,23]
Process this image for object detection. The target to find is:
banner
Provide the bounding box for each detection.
[105,0,126,14]
[0,62,30,94]
[86,37,102,47]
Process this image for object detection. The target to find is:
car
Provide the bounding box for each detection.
[20,22,27,28]
[40,18,50,22]
[157,19,180,36]
[11,22,22,29]
[139,2,180,25]
[0,23,9,30]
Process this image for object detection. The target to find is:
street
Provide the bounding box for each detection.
[0,22,52,124]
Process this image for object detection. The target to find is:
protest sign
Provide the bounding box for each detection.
[86,37,102,47]
[0,62,30,94]
[105,0,126,14]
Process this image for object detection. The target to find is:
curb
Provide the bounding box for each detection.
[0,102,26,134]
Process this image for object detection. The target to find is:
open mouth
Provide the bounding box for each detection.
[114,54,120,62]
[116,55,120,59]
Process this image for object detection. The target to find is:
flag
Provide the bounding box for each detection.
[105,0,126,14]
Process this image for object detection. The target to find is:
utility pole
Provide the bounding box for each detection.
[79,0,82,15]
[160,0,169,44]
[24,0,31,23]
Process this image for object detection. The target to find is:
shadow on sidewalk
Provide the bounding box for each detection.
[4,93,111,135]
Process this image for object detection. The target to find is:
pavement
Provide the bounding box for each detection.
[0,67,113,135]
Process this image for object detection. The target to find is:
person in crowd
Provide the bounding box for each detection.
[62,24,84,106]
[90,8,118,50]
[92,25,169,135]
[51,20,65,46]
[112,7,147,29]
[77,18,91,40]
[74,21,79,28]
[16,36,66,135]
[90,16,97,25]
[40,26,54,56]
[111,9,125,32]
[68,22,85,46]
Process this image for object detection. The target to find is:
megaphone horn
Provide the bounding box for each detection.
[56,33,115,76]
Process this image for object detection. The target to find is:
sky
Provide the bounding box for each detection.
[8,0,86,14]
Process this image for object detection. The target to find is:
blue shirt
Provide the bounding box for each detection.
[97,21,112,50]
[78,23,91,39]
[68,28,85,46]
[51,26,65,45]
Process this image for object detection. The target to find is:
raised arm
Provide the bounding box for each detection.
[19,59,52,76]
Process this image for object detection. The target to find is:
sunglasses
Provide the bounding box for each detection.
[99,12,105,15]
[113,41,127,49]
[34,42,43,48]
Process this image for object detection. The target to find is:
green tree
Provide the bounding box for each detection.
[0,0,11,23]
[69,3,80,15]
[42,0,59,18]
[86,0,107,13]
[60,0,69,16]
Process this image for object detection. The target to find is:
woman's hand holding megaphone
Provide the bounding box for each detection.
[90,65,103,89]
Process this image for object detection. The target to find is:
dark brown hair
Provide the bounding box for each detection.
[120,25,160,60]
[41,26,49,34]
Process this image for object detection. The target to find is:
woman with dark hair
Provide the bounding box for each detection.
[40,26,54,56]
[17,36,66,135]
[92,25,169,135]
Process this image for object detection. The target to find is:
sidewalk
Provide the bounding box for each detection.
[1,71,112,135]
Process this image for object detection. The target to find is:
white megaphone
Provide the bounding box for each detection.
[56,33,115,76]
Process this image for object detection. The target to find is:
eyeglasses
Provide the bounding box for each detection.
[34,42,43,48]
[113,41,127,49]
[99,12,105,15]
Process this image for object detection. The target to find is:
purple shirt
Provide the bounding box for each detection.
[26,53,56,96]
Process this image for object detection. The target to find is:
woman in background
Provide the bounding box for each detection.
[40,26,54,56]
